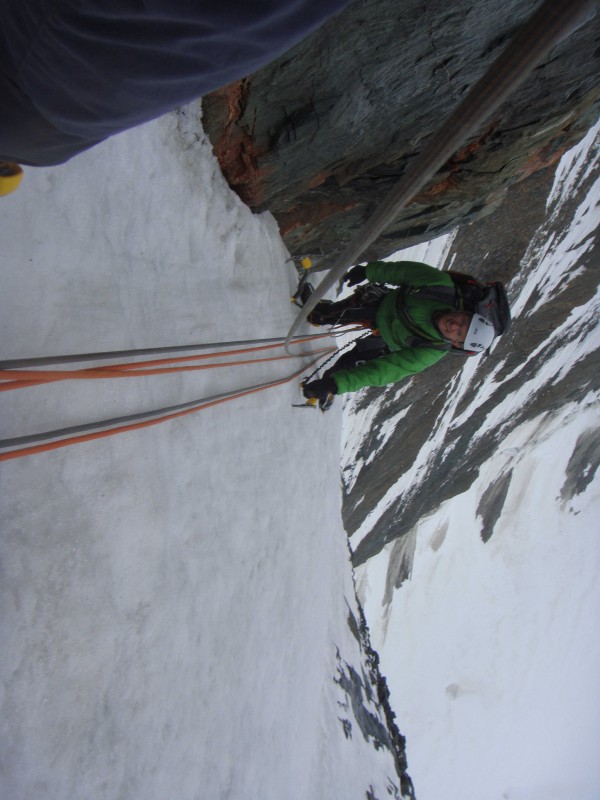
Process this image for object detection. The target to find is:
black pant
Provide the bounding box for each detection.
[309,288,390,379]
[322,334,390,381]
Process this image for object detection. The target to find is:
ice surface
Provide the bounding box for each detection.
[0,106,403,800]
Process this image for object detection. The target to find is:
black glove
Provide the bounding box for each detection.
[344,265,367,286]
[302,376,337,402]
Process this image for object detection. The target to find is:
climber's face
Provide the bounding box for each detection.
[435,311,471,347]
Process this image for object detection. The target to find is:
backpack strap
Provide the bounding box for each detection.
[395,286,451,349]
[401,283,462,308]
[395,285,479,356]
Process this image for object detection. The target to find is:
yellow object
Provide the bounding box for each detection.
[0,162,23,196]
[300,257,312,270]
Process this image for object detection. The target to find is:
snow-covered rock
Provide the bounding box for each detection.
[345,120,600,800]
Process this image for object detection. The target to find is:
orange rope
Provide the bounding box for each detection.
[0,354,327,462]
[0,348,332,390]
[0,335,333,391]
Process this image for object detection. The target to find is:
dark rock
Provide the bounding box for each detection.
[202,0,600,264]
[560,428,600,504]
[335,599,417,799]
[343,127,600,566]
[477,469,513,542]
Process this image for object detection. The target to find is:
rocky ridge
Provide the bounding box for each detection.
[341,122,599,567]
[338,599,416,800]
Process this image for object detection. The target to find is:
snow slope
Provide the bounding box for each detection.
[0,107,404,799]
[349,124,600,800]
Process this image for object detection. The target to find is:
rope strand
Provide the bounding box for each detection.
[0,353,328,461]
[0,331,333,370]
[0,346,333,391]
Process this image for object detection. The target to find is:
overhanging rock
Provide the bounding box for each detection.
[202,0,600,264]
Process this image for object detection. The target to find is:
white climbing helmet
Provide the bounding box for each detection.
[464,313,495,353]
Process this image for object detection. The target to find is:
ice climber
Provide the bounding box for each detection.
[301,260,511,407]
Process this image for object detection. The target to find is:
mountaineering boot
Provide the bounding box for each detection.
[291,278,315,308]
[0,162,23,196]
[298,280,314,306]
[318,390,335,412]
[296,377,336,411]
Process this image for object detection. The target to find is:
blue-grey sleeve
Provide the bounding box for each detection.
[0,0,352,139]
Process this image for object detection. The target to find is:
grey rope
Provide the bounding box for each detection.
[0,332,331,369]
[0,355,325,453]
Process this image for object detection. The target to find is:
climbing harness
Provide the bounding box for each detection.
[292,281,386,411]
[301,331,371,387]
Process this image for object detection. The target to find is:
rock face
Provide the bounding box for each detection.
[340,123,600,566]
[339,603,416,799]
[202,0,600,265]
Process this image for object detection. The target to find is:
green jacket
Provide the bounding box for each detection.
[332,261,456,394]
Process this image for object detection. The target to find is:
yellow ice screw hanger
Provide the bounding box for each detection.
[0,163,23,197]
[290,256,314,306]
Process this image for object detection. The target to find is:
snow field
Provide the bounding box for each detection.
[350,124,600,800]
